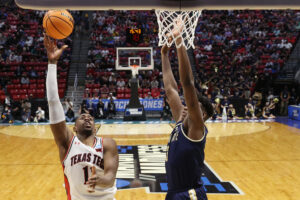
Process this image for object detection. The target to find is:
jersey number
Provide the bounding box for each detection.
[82,166,93,184]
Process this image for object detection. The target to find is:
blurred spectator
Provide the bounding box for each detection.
[145,92,153,99]
[34,106,46,122]
[245,103,256,119]
[227,104,236,120]
[79,99,89,115]
[96,98,106,119]
[11,100,21,121]
[66,107,75,122]
[1,106,12,123]
[262,102,276,119]
[21,99,31,122]
[107,97,116,119]
[160,98,171,120]
[280,86,290,115]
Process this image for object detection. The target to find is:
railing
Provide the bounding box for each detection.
[72,73,78,98]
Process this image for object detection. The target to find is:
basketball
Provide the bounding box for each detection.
[43,10,74,40]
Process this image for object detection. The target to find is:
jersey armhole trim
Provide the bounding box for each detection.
[180,123,206,143]
[62,136,75,164]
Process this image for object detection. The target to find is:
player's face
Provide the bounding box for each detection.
[74,113,96,136]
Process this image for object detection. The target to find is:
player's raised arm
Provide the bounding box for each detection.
[173,20,205,140]
[161,45,183,122]
[44,34,73,162]
[87,138,119,188]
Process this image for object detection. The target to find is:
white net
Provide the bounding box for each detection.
[155,10,202,49]
[131,65,139,78]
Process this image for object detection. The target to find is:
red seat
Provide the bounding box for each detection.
[138,88,143,94]
[29,84,37,89]
[15,84,21,89]
[125,88,131,94]
[29,79,36,84]
[37,84,45,89]
[19,89,27,94]
[36,89,45,98]
[58,89,65,98]
[10,89,18,95]
[12,94,21,101]
[22,84,29,89]
[117,88,124,94]
[0,95,5,103]
[125,93,131,99]
[117,93,124,99]
[37,79,45,84]
[143,88,150,94]
[20,94,28,100]
[28,89,37,98]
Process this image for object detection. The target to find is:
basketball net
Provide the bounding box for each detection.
[131,65,139,78]
[155,10,202,49]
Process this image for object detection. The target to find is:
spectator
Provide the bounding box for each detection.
[160,98,171,120]
[21,98,31,122]
[11,100,21,121]
[20,75,29,84]
[100,84,109,98]
[150,77,159,89]
[245,103,256,119]
[262,102,276,119]
[96,98,106,119]
[34,106,46,123]
[280,86,290,115]
[1,106,12,123]
[107,97,116,119]
[145,92,153,99]
[108,92,116,100]
[65,107,75,122]
[227,104,236,120]
[66,98,74,111]
[79,99,89,115]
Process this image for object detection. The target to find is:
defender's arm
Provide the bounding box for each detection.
[161,45,184,122]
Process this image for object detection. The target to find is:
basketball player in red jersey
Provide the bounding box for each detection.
[44,34,119,200]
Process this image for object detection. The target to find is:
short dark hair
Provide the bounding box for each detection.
[197,93,214,120]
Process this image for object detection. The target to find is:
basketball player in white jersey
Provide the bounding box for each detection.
[44,34,119,200]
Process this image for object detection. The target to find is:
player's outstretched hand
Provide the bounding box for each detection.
[43,33,68,64]
[161,44,170,56]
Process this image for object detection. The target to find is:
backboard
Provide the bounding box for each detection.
[116,47,154,71]
[15,0,300,10]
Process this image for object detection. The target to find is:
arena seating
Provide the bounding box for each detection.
[0,5,76,100]
[86,10,300,100]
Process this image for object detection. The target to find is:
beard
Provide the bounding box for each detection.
[78,128,93,137]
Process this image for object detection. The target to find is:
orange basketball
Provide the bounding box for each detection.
[43,10,74,40]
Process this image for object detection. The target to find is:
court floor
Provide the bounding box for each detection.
[0,119,299,200]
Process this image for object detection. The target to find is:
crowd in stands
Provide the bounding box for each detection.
[83,10,300,120]
[1,5,300,123]
[0,4,82,123]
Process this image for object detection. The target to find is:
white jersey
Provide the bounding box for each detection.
[62,136,116,200]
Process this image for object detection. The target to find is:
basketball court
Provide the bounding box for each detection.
[0,119,299,199]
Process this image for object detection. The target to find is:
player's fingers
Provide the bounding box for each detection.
[88,175,97,181]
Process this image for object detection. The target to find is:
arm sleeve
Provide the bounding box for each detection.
[46,64,65,124]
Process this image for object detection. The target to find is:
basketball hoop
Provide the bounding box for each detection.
[131,65,139,78]
[155,10,202,49]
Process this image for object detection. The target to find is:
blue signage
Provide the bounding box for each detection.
[86,98,163,111]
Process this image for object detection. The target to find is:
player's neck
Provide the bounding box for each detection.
[77,134,95,147]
